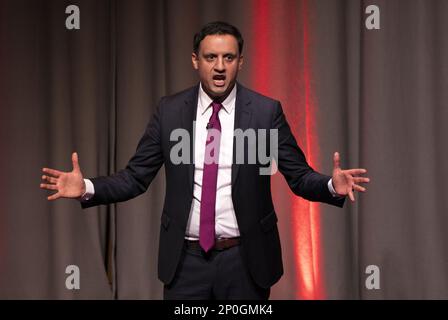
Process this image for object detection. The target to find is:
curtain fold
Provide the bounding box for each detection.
[0,0,447,299]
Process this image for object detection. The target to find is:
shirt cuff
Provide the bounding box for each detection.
[80,179,95,202]
[327,178,343,198]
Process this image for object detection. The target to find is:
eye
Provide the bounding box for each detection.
[205,55,216,62]
[225,55,235,62]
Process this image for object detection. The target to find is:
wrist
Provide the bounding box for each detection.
[328,178,344,198]
[78,180,86,199]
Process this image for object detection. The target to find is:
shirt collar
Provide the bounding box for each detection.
[198,82,237,115]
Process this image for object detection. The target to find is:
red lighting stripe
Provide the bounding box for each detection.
[251,0,324,299]
[293,0,324,300]
[251,0,270,94]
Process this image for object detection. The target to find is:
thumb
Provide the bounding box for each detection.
[333,152,341,171]
[72,152,80,172]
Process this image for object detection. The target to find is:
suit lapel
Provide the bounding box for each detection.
[182,85,199,196]
[232,84,252,188]
[182,83,251,194]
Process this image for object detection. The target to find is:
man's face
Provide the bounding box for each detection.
[192,34,243,100]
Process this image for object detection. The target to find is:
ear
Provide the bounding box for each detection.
[238,55,244,70]
[192,52,199,70]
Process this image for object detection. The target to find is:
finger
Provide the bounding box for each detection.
[47,192,61,201]
[333,152,341,170]
[348,190,355,202]
[353,184,366,192]
[40,183,58,191]
[353,177,370,184]
[345,168,367,176]
[42,175,57,184]
[72,152,80,172]
[42,168,62,178]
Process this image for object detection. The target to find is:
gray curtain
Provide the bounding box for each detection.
[0,0,447,299]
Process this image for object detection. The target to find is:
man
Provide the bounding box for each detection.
[40,21,369,299]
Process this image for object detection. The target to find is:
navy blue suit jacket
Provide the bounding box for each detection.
[82,83,345,288]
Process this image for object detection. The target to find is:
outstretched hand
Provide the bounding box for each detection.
[40,152,86,201]
[332,152,370,202]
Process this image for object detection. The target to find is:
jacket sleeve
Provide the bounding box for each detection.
[274,101,345,208]
[82,98,165,208]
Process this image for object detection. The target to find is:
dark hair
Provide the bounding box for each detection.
[193,21,244,55]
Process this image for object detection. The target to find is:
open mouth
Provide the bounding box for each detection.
[212,75,226,87]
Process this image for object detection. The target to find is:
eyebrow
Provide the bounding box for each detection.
[202,52,237,57]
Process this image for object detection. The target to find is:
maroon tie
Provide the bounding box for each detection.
[199,101,222,252]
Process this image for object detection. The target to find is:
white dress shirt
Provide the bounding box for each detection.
[184,83,239,240]
[81,83,340,239]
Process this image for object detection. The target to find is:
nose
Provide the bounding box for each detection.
[214,57,225,72]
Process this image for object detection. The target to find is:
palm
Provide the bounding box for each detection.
[331,152,370,202]
[40,152,85,201]
[333,168,353,195]
[57,171,84,198]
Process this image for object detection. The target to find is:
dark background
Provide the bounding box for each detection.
[0,0,447,299]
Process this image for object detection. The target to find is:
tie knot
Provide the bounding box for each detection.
[211,101,222,114]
